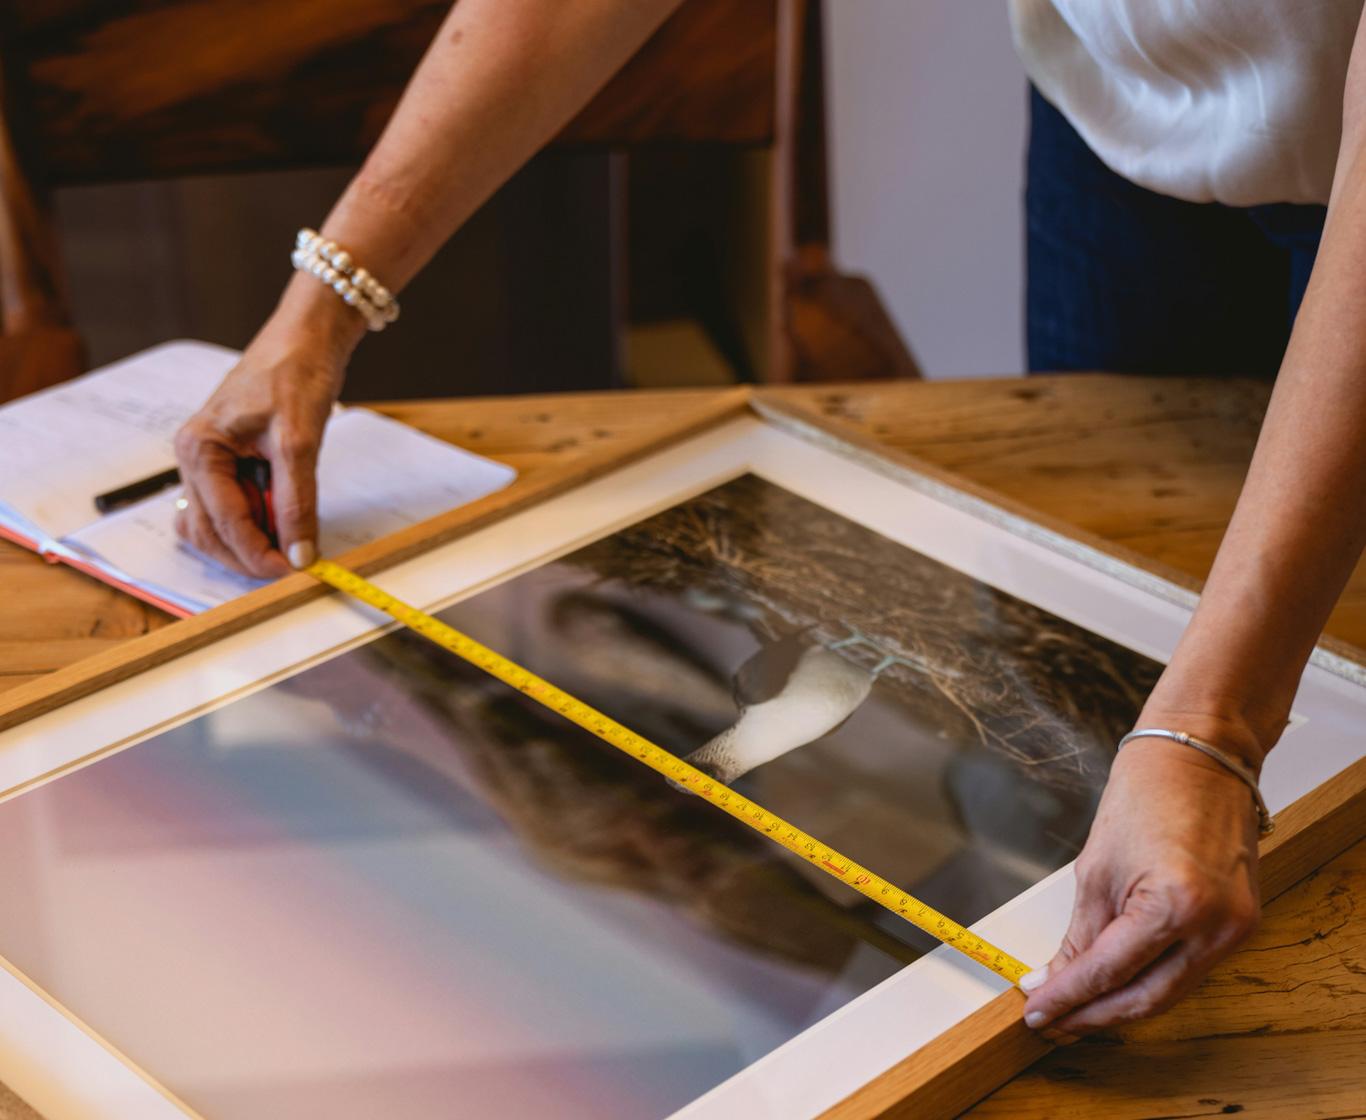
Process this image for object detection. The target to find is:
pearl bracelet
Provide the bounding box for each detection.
[290,228,400,332]
[1117,728,1274,835]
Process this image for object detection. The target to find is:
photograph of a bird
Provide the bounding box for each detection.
[681,637,879,785]
[569,474,1160,799]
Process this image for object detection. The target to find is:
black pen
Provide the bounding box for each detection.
[93,467,182,514]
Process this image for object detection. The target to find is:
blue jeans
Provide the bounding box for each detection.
[1026,86,1327,377]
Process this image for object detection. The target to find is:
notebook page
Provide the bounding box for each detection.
[0,341,236,544]
[64,408,518,612]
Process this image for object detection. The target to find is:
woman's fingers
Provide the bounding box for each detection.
[1024,865,1259,1038]
[197,468,288,577]
[267,426,321,569]
[1021,873,1113,995]
[174,424,289,579]
[175,480,251,576]
[1022,896,1180,1031]
[1047,939,1215,1037]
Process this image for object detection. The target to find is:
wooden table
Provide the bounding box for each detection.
[2,376,1363,1119]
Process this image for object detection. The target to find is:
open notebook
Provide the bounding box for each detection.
[0,341,516,616]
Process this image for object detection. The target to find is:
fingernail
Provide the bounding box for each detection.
[1019,964,1049,992]
[288,541,316,570]
[1024,1011,1046,1029]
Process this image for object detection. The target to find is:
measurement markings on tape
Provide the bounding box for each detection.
[307,557,1033,987]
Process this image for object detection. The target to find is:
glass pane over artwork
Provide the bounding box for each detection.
[0,475,1159,1119]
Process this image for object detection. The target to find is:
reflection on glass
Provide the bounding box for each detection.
[0,476,1159,1118]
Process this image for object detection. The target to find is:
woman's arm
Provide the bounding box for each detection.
[174,0,682,575]
[1021,10,1366,1039]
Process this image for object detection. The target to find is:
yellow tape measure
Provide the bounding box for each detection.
[307,558,1032,987]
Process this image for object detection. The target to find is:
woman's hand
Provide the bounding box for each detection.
[170,0,685,577]
[1020,733,1263,1041]
[173,292,357,578]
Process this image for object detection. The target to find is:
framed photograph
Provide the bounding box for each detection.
[0,399,1363,1120]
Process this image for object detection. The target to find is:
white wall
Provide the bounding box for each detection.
[825,2,1028,378]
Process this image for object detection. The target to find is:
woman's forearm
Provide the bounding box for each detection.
[1142,27,1366,764]
[271,0,682,354]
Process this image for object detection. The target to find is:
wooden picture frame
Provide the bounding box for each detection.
[0,389,1363,1120]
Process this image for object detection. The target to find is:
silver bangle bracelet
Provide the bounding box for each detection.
[1117,728,1274,836]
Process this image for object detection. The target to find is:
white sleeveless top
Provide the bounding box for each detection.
[1009,0,1363,206]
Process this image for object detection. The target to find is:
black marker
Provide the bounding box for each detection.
[93,467,181,514]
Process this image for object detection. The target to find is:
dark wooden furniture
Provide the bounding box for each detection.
[0,0,917,402]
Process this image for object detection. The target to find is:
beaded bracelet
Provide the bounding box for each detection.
[290,228,401,332]
[1117,728,1274,835]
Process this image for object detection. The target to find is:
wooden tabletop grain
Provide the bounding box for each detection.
[1,376,1362,1120]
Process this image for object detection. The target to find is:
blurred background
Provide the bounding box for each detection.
[3,1,1027,402]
